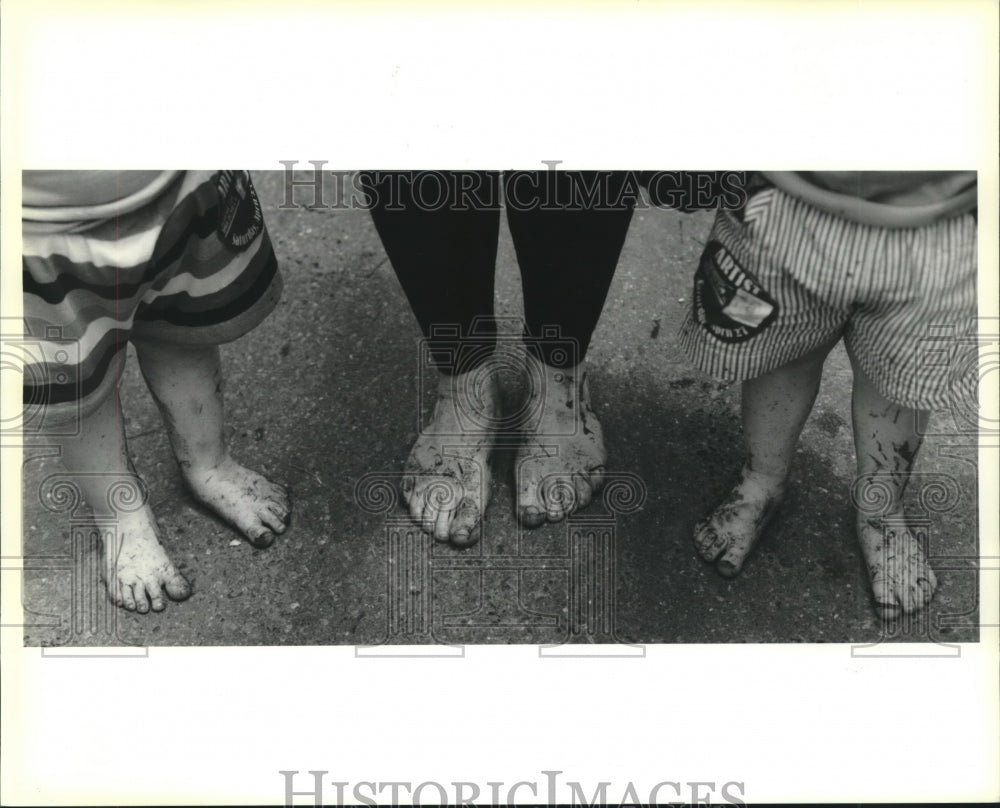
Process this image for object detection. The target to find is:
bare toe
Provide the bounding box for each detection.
[145,579,167,612]
[184,458,292,547]
[399,369,497,545]
[249,527,276,548]
[694,521,728,563]
[517,361,607,528]
[573,473,593,511]
[450,497,481,545]
[266,499,290,524]
[118,581,137,611]
[259,506,288,534]
[164,570,192,601]
[519,506,546,528]
[101,506,191,614]
[694,468,785,577]
[856,518,937,620]
[433,502,452,542]
[542,474,577,522]
[516,456,546,526]
[717,549,746,579]
[133,585,150,614]
[587,464,606,492]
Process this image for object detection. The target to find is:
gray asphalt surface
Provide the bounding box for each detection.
[21,170,980,647]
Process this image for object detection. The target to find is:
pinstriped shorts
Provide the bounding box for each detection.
[679,186,977,410]
[22,170,282,422]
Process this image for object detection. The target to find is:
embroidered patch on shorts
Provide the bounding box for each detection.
[215,170,263,251]
[692,240,778,343]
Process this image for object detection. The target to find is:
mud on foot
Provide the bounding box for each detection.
[402,367,499,545]
[856,516,937,620]
[694,466,786,578]
[184,456,291,548]
[104,505,192,613]
[516,362,606,527]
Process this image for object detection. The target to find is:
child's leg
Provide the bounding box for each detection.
[132,339,290,548]
[696,341,834,576]
[848,351,936,618]
[60,391,191,613]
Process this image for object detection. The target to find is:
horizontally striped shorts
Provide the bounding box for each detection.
[22,170,282,422]
[679,186,977,410]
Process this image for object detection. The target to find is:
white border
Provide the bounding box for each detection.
[3,1,998,805]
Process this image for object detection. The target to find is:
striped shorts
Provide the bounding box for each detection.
[22,170,282,422]
[679,186,977,410]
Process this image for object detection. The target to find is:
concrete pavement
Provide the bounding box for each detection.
[21,170,980,646]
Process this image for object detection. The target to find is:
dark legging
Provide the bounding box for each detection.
[361,170,635,372]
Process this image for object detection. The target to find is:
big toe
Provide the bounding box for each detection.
[516,458,547,527]
[716,548,745,579]
[586,464,606,492]
[251,528,276,548]
[165,569,192,601]
[694,521,727,562]
[450,496,483,546]
[870,573,902,620]
[519,505,546,528]
[572,473,594,511]
[235,509,279,546]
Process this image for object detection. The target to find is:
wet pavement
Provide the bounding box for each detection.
[21,170,980,647]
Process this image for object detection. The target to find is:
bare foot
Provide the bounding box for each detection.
[856,516,937,620]
[104,505,192,613]
[516,361,606,527]
[694,466,785,577]
[402,367,498,545]
[183,457,291,548]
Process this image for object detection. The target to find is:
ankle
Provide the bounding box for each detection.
[740,464,789,495]
[529,356,586,401]
[437,361,499,397]
[856,511,907,532]
[179,452,232,479]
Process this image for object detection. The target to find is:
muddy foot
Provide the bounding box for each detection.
[856,516,937,620]
[694,466,785,578]
[184,457,291,548]
[516,360,606,527]
[402,366,498,545]
[103,505,192,613]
